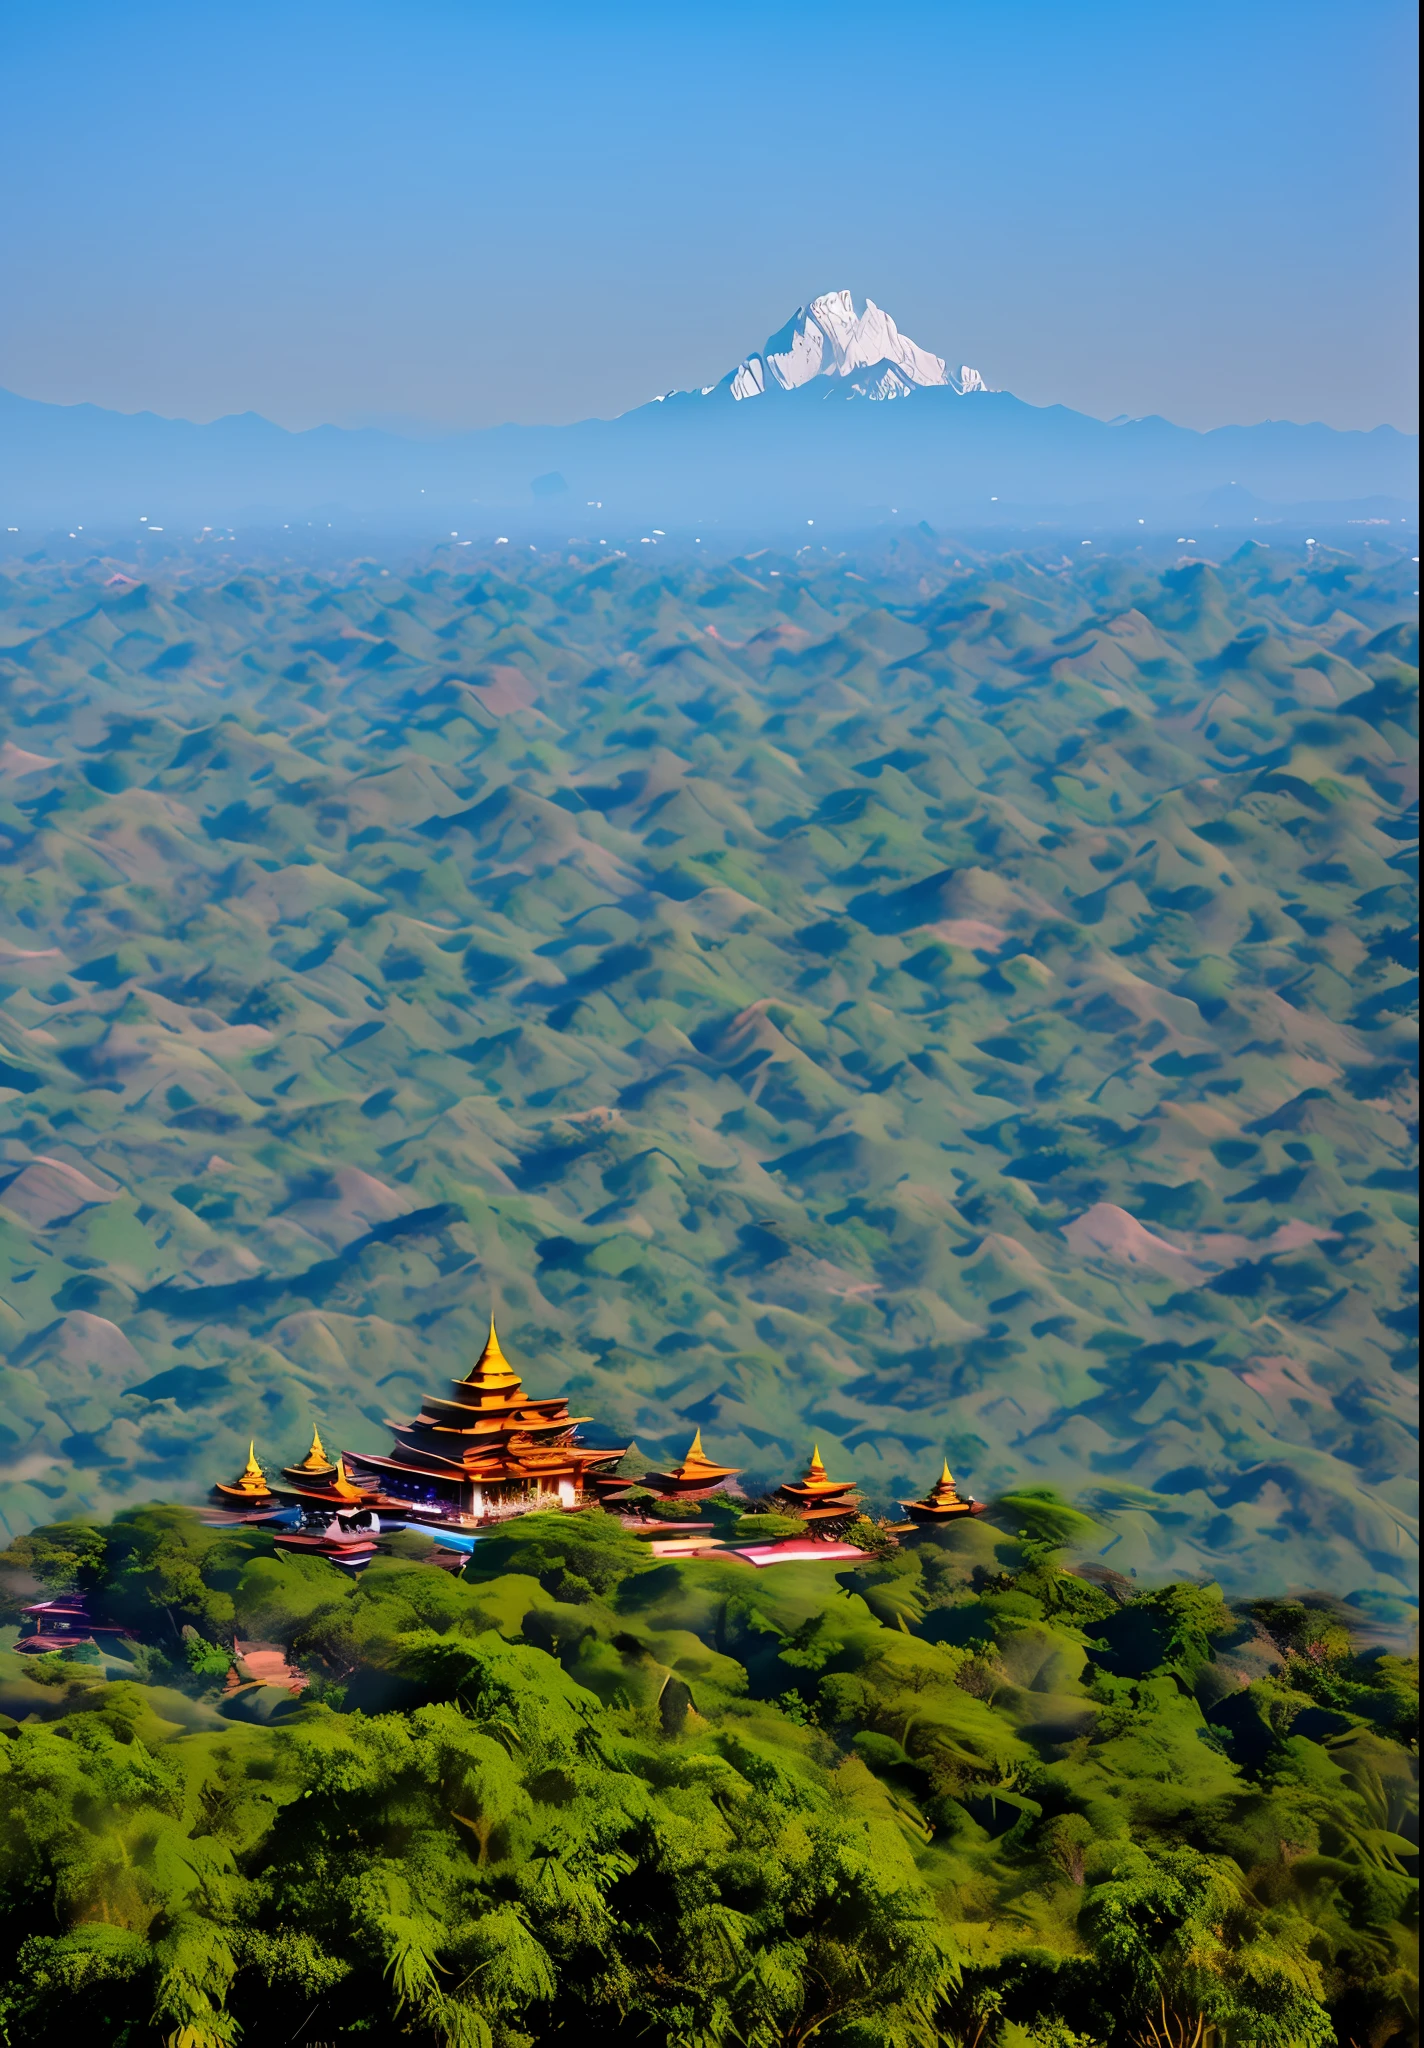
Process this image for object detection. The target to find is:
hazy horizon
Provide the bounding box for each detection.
[4,0,1417,438]
[3,334,1419,444]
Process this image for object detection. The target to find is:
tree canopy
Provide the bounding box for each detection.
[0,1503,1416,2047]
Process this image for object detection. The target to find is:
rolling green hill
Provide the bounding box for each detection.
[0,535,1416,1611]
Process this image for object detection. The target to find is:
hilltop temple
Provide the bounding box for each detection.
[214,1320,983,1539]
[215,1321,627,1525]
[340,1321,628,1519]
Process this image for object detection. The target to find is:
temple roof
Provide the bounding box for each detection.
[645,1429,742,1489]
[900,1458,974,1517]
[352,1439,628,1485]
[347,1448,487,1485]
[414,1403,585,1438]
[780,1444,858,1500]
[216,1441,272,1499]
[273,1454,370,1506]
[282,1423,337,1480]
[334,1315,629,1503]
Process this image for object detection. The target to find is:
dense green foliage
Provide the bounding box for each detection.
[0,539,1416,1605]
[0,1504,1416,2045]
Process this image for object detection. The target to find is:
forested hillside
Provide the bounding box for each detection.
[0,535,1416,1608]
[0,1500,1416,2045]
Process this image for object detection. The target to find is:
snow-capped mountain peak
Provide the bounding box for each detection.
[712,291,987,404]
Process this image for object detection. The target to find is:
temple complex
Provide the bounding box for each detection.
[639,1430,742,1500]
[212,1319,950,1543]
[775,1446,861,1532]
[339,1320,627,1520]
[900,1459,979,1523]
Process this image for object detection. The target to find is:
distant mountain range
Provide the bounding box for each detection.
[1,291,1416,531]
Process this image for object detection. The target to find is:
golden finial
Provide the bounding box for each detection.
[807,1443,828,1478]
[687,1429,706,1462]
[463,1314,520,1388]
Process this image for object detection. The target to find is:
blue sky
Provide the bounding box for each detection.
[3,0,1416,433]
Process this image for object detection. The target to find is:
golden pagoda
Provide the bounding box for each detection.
[282,1424,337,1486]
[641,1429,742,1500]
[776,1445,861,1530]
[900,1459,977,1523]
[340,1318,627,1520]
[214,1442,273,1507]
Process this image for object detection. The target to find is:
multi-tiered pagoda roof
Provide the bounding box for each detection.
[342,1320,626,1518]
[776,1445,861,1527]
[214,1443,273,1507]
[640,1430,742,1499]
[282,1425,337,1486]
[900,1459,978,1523]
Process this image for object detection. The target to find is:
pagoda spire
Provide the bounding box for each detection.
[461,1315,522,1394]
